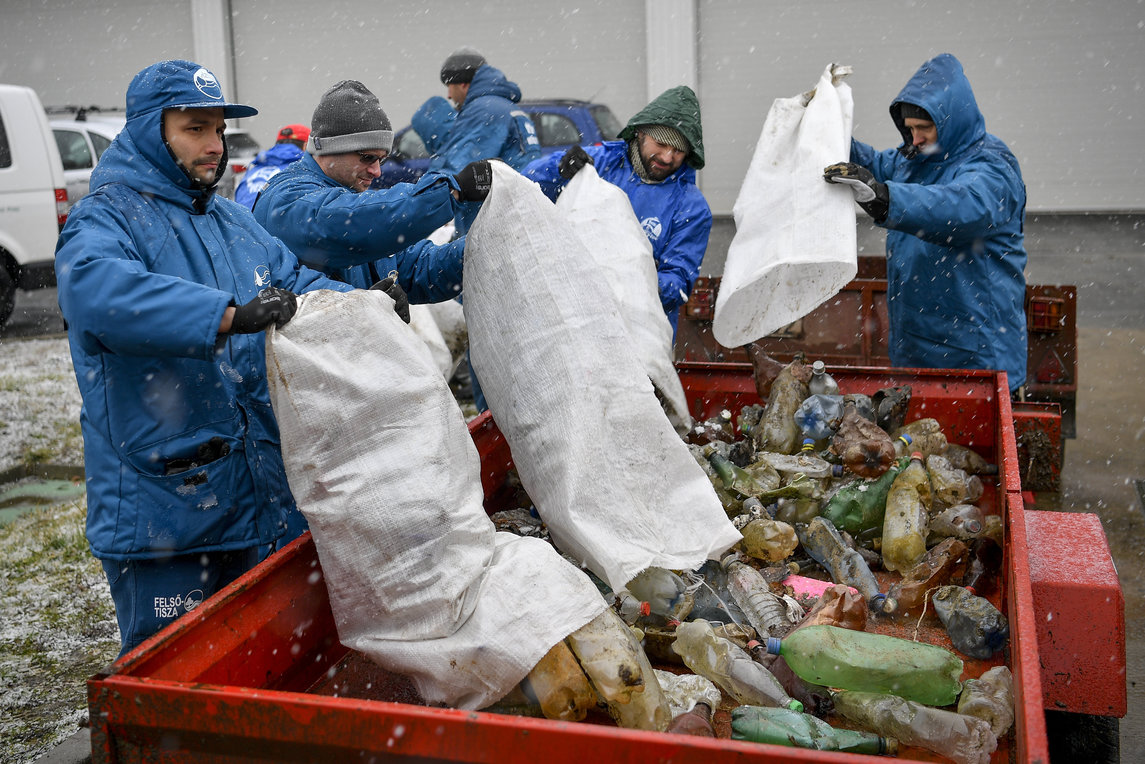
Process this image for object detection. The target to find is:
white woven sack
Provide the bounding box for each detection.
[465,163,741,592]
[408,304,452,378]
[556,166,692,433]
[713,63,857,347]
[266,289,605,710]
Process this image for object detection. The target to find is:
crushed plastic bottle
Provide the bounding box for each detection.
[929,503,986,542]
[672,619,803,711]
[808,360,841,396]
[723,556,794,639]
[797,516,891,613]
[892,419,948,458]
[796,583,868,632]
[625,566,694,622]
[731,705,897,754]
[884,537,969,615]
[655,669,722,737]
[754,355,812,455]
[881,452,932,573]
[872,385,912,433]
[766,625,964,707]
[519,638,597,722]
[832,689,997,764]
[961,536,1003,597]
[932,585,1010,659]
[753,444,844,479]
[832,400,897,478]
[957,666,1015,739]
[927,453,984,508]
[705,445,772,500]
[820,456,909,539]
[740,517,799,562]
[942,443,999,476]
[795,394,845,442]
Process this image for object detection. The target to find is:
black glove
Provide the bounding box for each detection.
[823,162,890,222]
[558,145,594,180]
[370,273,411,324]
[230,287,297,334]
[454,160,493,202]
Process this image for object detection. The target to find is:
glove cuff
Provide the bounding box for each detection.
[858,181,890,223]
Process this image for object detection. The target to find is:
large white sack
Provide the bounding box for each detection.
[556,166,691,433]
[266,289,605,710]
[464,163,741,592]
[408,304,453,378]
[713,63,857,347]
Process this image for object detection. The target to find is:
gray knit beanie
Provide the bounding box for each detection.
[310,80,393,155]
[440,47,486,85]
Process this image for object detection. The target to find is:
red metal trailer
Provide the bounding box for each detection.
[87,365,1122,763]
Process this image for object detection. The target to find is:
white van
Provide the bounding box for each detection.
[0,84,69,326]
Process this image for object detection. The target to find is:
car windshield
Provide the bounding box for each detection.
[225,132,260,155]
[590,105,622,141]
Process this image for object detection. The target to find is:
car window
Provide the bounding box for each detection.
[530,113,581,147]
[0,113,10,168]
[53,129,93,171]
[225,132,260,156]
[590,106,622,141]
[90,131,113,160]
[395,129,429,160]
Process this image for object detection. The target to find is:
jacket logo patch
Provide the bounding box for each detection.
[253,265,271,287]
[193,68,224,101]
[641,217,663,241]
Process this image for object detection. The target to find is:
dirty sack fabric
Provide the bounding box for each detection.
[713,63,857,347]
[464,163,741,592]
[408,304,453,378]
[556,165,692,434]
[266,289,606,710]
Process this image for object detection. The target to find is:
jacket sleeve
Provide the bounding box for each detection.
[433,100,513,175]
[656,193,713,313]
[850,138,900,183]
[388,236,466,303]
[883,154,1025,247]
[55,199,233,360]
[521,150,568,201]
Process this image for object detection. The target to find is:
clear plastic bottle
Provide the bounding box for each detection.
[957,666,1015,739]
[808,360,841,396]
[926,453,983,508]
[961,536,1003,596]
[731,705,897,754]
[881,452,931,573]
[794,394,845,441]
[797,516,891,613]
[753,444,844,479]
[519,639,597,721]
[932,585,1010,659]
[740,517,799,562]
[884,537,968,615]
[655,669,722,737]
[929,503,986,542]
[892,432,915,458]
[892,419,948,458]
[765,625,964,707]
[832,690,997,764]
[672,619,804,711]
[625,566,694,622]
[723,556,793,639]
[942,443,999,476]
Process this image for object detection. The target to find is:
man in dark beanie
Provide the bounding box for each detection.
[822,53,1028,393]
[255,79,492,298]
[523,85,711,340]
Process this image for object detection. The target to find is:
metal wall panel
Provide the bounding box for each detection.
[696,0,1145,214]
[230,0,648,151]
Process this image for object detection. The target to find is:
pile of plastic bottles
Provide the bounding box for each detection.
[488,355,1014,762]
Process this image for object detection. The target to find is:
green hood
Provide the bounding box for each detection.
[619,85,705,170]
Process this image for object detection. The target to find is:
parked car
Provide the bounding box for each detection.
[0,85,69,326]
[219,127,261,199]
[50,112,125,207]
[374,98,621,189]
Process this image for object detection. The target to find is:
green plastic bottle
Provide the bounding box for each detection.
[765,624,963,707]
[820,456,909,537]
[731,705,897,755]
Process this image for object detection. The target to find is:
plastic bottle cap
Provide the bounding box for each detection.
[764,637,782,655]
[746,639,762,650]
[639,601,651,617]
[910,451,924,461]
[786,699,805,713]
[831,464,845,478]
[898,433,913,445]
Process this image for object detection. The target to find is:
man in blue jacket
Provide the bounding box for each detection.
[54,60,374,655]
[234,123,310,209]
[823,53,1028,392]
[424,47,541,234]
[524,85,712,340]
[256,79,490,298]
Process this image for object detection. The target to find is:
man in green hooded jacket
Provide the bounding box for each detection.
[524,86,711,338]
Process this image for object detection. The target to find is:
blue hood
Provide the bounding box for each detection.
[412,96,458,155]
[890,53,986,161]
[93,60,258,207]
[463,64,522,108]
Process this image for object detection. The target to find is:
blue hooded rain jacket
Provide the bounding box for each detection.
[851,53,1028,390]
[234,142,306,209]
[55,60,354,561]
[255,153,465,297]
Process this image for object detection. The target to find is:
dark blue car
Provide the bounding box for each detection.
[373,99,621,189]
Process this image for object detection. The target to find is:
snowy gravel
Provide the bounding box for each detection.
[0,337,84,475]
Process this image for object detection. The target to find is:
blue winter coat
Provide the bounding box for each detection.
[852,53,1028,390]
[54,103,352,562]
[234,142,306,209]
[255,153,466,297]
[523,141,712,336]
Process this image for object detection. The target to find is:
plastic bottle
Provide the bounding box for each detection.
[819,456,909,539]
[942,443,999,476]
[929,503,986,542]
[797,516,891,613]
[747,640,834,717]
[753,444,844,479]
[932,585,1010,659]
[765,625,964,707]
[794,394,844,441]
[687,408,736,445]
[731,705,897,754]
[796,583,868,632]
[957,666,1015,739]
[665,701,716,737]
[832,401,897,478]
[832,690,997,764]
[926,453,983,508]
[740,517,799,562]
[892,432,915,458]
[892,419,948,458]
[961,536,1003,596]
[705,446,770,499]
[754,356,812,455]
[872,385,912,433]
[884,537,969,615]
[808,360,841,396]
[519,638,597,721]
[672,619,804,711]
[843,393,877,423]
[655,669,722,737]
[881,452,931,573]
[624,567,694,622]
[723,556,793,639]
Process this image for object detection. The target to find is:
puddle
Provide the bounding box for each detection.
[0,465,86,525]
